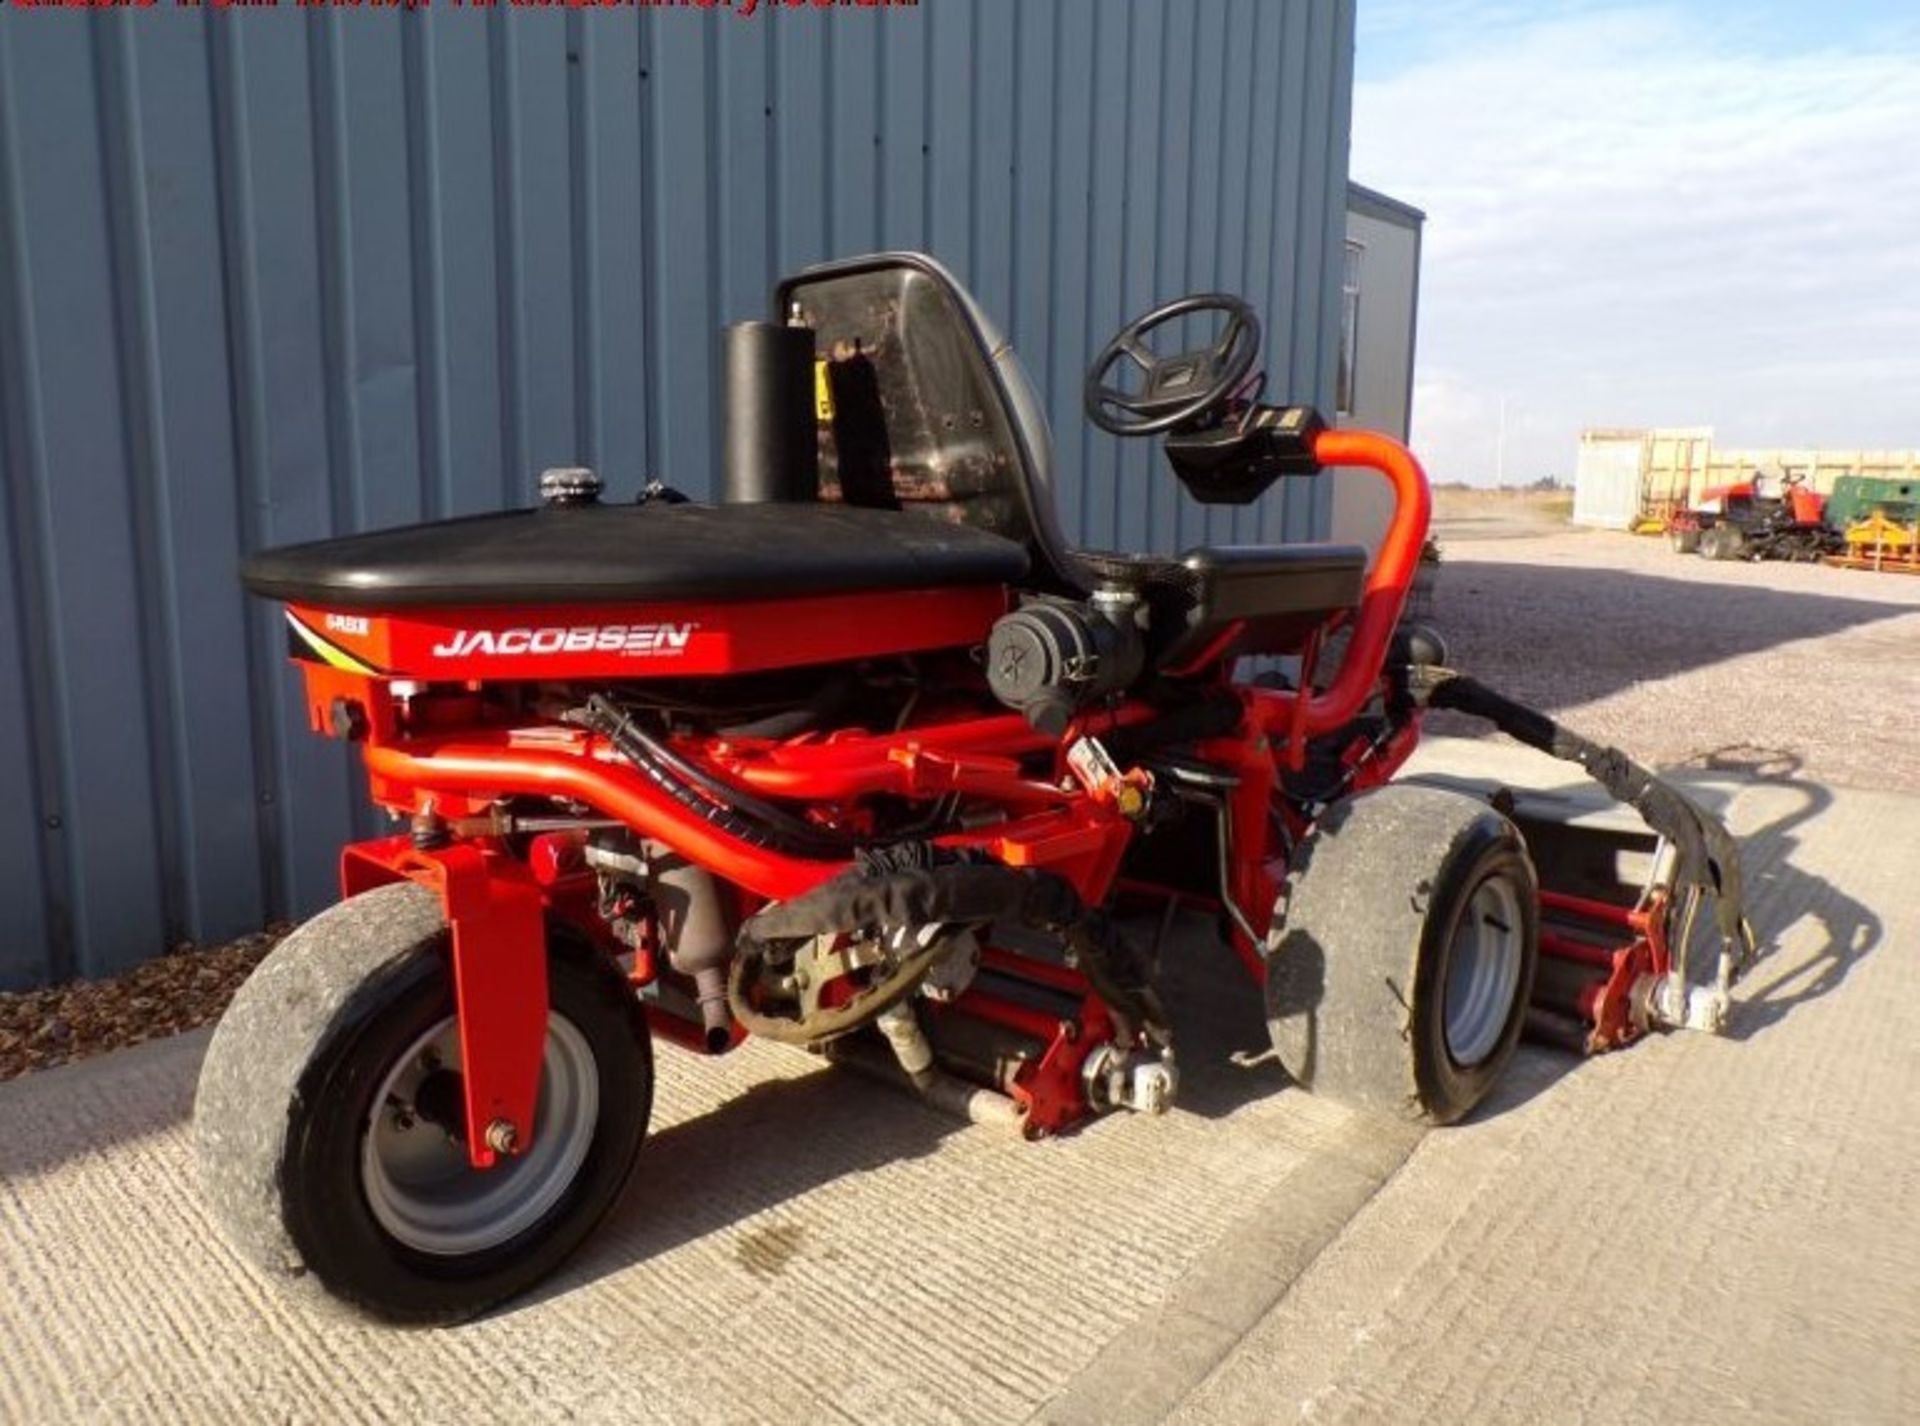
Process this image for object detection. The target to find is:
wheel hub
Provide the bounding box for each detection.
[362,1013,599,1257]
[1444,875,1525,1067]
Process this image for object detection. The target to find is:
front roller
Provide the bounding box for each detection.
[1266,785,1540,1125]
[195,882,652,1324]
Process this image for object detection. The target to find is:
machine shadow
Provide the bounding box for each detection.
[0,1031,204,1183]
[533,915,1302,1310]
[1422,559,1909,713]
[1145,908,1295,1120]
[524,1057,965,1310]
[1681,745,1883,1042]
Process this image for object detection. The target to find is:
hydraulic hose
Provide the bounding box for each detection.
[1413,667,1756,967]
[575,695,853,860]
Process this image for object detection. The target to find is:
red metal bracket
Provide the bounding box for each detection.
[341,837,549,1169]
[1539,888,1671,1053]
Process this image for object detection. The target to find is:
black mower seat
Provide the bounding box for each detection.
[241,501,1031,609]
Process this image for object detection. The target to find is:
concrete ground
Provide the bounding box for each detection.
[2,734,1915,1424]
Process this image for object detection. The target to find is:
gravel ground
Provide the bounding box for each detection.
[7,521,1912,1080]
[1425,526,1920,794]
[0,928,286,1083]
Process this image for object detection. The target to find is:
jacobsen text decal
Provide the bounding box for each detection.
[430,624,697,658]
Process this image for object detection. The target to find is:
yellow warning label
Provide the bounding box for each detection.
[814,359,836,423]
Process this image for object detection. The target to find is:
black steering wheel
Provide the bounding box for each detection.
[1084,293,1261,437]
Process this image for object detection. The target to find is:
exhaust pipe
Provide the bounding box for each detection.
[651,848,738,1053]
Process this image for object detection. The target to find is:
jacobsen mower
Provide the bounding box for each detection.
[1667,472,1842,562]
[200,254,1755,1322]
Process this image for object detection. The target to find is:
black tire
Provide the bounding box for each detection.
[1265,785,1539,1125]
[1704,525,1747,561]
[195,882,652,1323]
[1669,526,1700,554]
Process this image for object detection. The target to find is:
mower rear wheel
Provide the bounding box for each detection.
[1265,785,1539,1125]
[195,882,652,1323]
[1669,526,1700,554]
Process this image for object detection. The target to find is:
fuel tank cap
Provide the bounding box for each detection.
[539,466,602,507]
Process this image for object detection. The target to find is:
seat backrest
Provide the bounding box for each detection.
[776,253,1086,593]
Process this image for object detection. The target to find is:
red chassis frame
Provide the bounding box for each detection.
[295,429,1443,1162]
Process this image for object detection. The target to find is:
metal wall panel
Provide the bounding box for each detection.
[0,0,1355,987]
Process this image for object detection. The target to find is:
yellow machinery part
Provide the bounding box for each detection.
[1845,513,1918,551]
[1827,512,1920,574]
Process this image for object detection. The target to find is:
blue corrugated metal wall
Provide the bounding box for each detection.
[0,1,1355,987]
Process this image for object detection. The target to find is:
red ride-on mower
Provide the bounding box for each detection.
[200,254,1756,1322]
[1669,472,1842,562]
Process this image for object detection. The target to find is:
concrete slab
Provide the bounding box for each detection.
[1,737,1913,1424]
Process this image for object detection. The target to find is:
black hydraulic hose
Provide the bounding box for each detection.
[574,695,854,860]
[573,696,785,852]
[594,696,847,848]
[1105,690,1245,764]
[1413,668,1753,961]
[716,674,858,740]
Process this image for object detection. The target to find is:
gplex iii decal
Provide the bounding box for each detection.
[429,624,698,658]
[285,610,381,674]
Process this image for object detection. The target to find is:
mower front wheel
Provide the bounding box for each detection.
[1669,525,1700,554]
[1701,524,1747,561]
[195,882,652,1323]
[1265,785,1539,1125]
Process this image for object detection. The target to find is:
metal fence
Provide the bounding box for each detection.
[0,0,1355,986]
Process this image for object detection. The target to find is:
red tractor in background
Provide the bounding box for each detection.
[1668,471,1843,562]
[201,254,1755,1322]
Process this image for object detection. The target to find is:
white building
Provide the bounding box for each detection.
[1331,183,1426,552]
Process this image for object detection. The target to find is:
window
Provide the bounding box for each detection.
[1337,240,1363,416]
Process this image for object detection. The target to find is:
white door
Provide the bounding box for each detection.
[1573,437,1644,529]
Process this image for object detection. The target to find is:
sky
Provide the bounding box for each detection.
[1351,0,1920,485]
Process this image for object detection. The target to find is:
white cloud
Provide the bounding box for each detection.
[1354,4,1920,484]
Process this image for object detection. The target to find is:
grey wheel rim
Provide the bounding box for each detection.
[1443,875,1524,1067]
[362,1013,599,1257]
